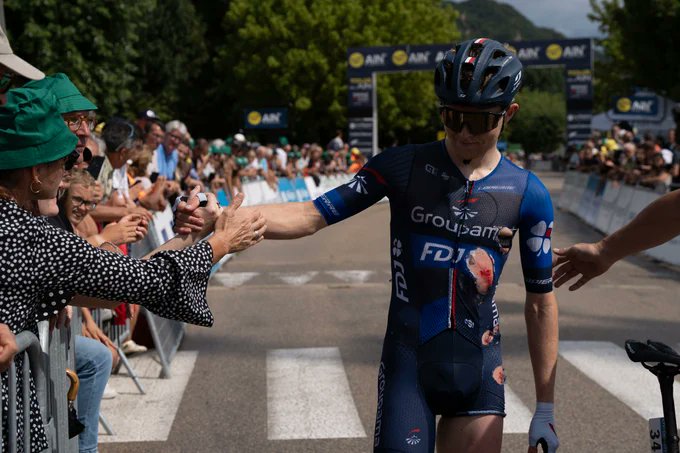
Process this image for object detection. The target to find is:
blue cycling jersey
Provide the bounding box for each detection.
[313,140,554,452]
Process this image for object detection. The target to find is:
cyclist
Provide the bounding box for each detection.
[553,188,680,290]
[178,37,560,453]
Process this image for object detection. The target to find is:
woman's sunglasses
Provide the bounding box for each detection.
[440,107,506,135]
[63,151,80,171]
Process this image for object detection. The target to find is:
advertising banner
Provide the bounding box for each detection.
[244,108,289,129]
[611,95,660,117]
[347,39,592,76]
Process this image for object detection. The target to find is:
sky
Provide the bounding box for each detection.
[453,0,604,38]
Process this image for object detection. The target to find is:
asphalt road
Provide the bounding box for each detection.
[100,172,680,453]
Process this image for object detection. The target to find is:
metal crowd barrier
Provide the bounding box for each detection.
[1,331,45,453]
[558,171,680,266]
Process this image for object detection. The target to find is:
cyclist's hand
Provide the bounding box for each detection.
[552,241,613,291]
[528,402,558,452]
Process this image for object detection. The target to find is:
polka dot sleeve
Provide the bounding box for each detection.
[33,218,215,327]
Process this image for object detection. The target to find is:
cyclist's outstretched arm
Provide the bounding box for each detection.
[553,188,680,290]
[246,201,328,239]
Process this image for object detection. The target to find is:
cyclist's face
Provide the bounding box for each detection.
[442,103,519,152]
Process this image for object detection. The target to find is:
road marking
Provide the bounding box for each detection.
[326,270,375,283]
[98,351,198,442]
[266,347,367,440]
[504,385,533,433]
[559,341,680,420]
[272,271,319,286]
[213,272,259,287]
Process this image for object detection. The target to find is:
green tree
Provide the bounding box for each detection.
[214,0,460,143]
[5,0,208,122]
[589,0,680,106]
[505,89,566,154]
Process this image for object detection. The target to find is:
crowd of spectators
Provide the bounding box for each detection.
[566,124,680,193]
[115,119,367,207]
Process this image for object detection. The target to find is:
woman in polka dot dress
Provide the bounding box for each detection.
[0,88,266,451]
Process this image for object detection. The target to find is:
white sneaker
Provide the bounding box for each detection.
[102,383,118,400]
[122,340,148,354]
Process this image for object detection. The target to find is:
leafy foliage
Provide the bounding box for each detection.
[214,0,460,142]
[505,89,566,154]
[589,0,680,104]
[5,0,208,120]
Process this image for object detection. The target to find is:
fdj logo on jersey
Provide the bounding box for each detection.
[526,220,553,256]
[392,239,409,302]
[420,242,465,264]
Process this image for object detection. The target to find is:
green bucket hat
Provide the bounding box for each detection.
[24,73,97,114]
[0,87,79,170]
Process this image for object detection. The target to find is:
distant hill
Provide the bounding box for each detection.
[452,0,565,42]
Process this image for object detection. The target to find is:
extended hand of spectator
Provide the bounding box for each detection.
[128,205,153,222]
[0,324,18,373]
[139,177,168,211]
[101,214,148,245]
[213,193,266,253]
[552,241,613,291]
[173,186,223,236]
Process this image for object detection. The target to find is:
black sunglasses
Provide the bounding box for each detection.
[440,107,506,135]
[63,151,79,171]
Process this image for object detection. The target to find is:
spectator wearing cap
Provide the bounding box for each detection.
[25,73,98,166]
[0,26,44,103]
[348,147,366,173]
[136,108,159,132]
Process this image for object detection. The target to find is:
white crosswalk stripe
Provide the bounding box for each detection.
[272,271,319,285]
[266,347,367,440]
[212,272,259,287]
[504,385,533,433]
[326,270,375,283]
[559,341,680,420]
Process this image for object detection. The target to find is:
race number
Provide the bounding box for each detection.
[649,417,666,452]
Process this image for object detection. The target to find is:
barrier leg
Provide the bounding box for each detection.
[99,413,114,436]
[115,347,145,394]
[143,309,172,379]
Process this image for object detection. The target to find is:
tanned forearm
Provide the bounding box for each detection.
[525,291,558,403]
[243,201,327,239]
[89,205,130,223]
[600,189,680,263]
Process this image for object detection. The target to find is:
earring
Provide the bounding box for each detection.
[29,180,42,194]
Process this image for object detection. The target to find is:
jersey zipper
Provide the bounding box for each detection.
[450,179,474,329]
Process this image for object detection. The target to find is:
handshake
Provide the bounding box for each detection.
[172,187,267,256]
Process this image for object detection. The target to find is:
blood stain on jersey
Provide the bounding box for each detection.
[482,330,494,346]
[465,248,495,295]
[492,366,506,385]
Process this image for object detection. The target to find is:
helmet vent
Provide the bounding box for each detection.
[469,43,483,58]
[461,65,473,90]
[497,76,510,93]
[492,50,507,59]
[443,60,454,89]
[481,67,499,91]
